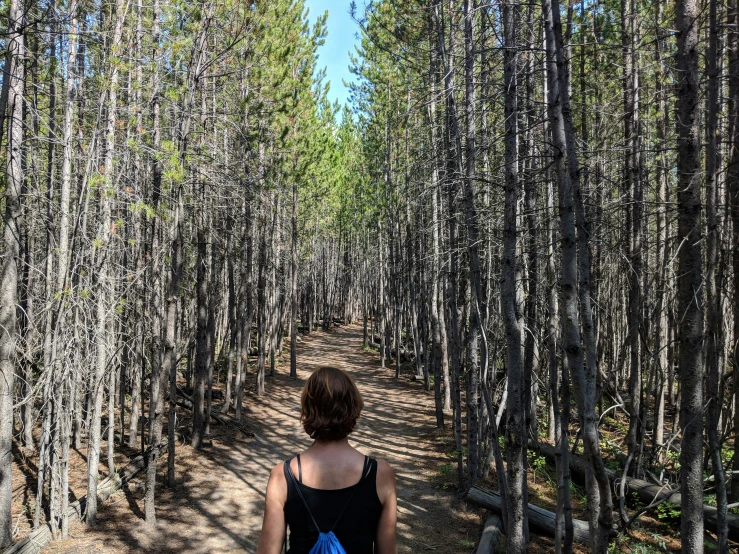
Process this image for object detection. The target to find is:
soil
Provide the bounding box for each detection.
[9,323,693,553]
[42,324,483,553]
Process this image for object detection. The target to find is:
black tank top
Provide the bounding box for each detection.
[283,455,383,554]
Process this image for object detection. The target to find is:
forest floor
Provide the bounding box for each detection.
[45,324,486,553]
[10,323,690,553]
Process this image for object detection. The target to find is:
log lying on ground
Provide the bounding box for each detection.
[176,387,254,437]
[466,485,591,544]
[476,514,504,553]
[175,387,229,425]
[4,441,168,554]
[367,339,415,362]
[179,386,224,401]
[536,441,739,541]
[536,441,617,480]
[617,476,739,542]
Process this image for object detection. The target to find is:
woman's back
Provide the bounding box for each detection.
[255,367,396,554]
[283,454,383,554]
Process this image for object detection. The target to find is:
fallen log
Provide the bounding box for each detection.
[4,441,167,554]
[175,387,229,425]
[476,514,504,553]
[466,485,591,544]
[179,386,224,401]
[367,340,415,362]
[536,441,739,541]
[536,441,616,480]
[617,477,739,542]
[176,386,254,437]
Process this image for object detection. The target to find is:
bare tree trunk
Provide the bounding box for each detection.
[235,195,254,420]
[223,225,236,411]
[622,0,643,468]
[87,0,127,525]
[522,0,540,448]
[541,0,614,548]
[0,0,24,542]
[290,182,298,379]
[675,0,704,549]
[430,150,445,429]
[705,0,727,550]
[192,223,209,447]
[205,232,219,435]
[501,0,527,547]
[145,184,183,521]
[462,0,482,487]
[652,0,668,458]
[728,0,739,507]
[144,0,167,520]
[58,0,78,292]
[255,205,269,396]
[432,0,464,485]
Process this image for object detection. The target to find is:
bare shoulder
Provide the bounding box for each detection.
[266,461,288,503]
[374,459,397,506]
[375,459,396,483]
[269,461,286,481]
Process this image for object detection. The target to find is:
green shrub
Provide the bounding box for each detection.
[656,501,680,523]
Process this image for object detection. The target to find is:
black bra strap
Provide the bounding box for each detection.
[297,454,302,483]
[285,460,322,532]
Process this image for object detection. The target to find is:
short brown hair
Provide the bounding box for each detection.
[301,367,363,441]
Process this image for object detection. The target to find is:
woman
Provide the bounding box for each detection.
[256,366,397,554]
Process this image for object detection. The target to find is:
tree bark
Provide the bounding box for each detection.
[675,0,704,549]
[0,0,24,543]
[727,0,739,507]
[87,0,127,525]
[501,0,527,547]
[291,182,298,380]
[541,0,614,548]
[705,0,727,549]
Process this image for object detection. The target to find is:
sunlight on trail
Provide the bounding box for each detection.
[52,325,478,554]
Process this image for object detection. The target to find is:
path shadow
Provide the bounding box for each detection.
[48,324,479,554]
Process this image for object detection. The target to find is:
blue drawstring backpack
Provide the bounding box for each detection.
[284,456,370,554]
[305,531,344,554]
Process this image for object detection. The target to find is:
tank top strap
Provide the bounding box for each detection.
[363,457,375,480]
[284,455,373,489]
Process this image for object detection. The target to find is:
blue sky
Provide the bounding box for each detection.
[303,0,360,108]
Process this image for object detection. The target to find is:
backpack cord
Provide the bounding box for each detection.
[284,456,370,534]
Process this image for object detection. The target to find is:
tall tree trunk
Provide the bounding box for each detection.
[290,182,298,379]
[87,0,127,525]
[675,0,704,549]
[501,0,527,547]
[728,0,739,508]
[192,223,209,447]
[462,0,482,488]
[522,0,540,448]
[255,203,269,396]
[705,0,727,550]
[144,0,169,520]
[622,0,643,468]
[652,0,669,458]
[0,0,24,543]
[432,0,464,485]
[541,0,614,548]
[235,195,254,420]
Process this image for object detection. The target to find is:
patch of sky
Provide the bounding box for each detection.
[303,0,360,110]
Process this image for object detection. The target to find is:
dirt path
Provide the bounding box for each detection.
[52,324,480,553]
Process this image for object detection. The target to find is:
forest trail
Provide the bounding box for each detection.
[52,324,479,554]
